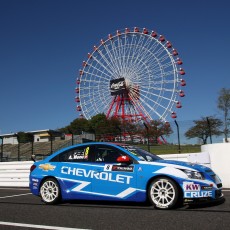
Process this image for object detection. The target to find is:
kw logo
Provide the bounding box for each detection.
[183,182,200,191]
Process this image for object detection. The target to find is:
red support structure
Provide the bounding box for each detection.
[106,93,149,124]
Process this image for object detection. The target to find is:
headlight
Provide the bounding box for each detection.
[181,169,204,180]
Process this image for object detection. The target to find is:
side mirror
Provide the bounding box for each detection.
[31,154,36,162]
[117,155,132,164]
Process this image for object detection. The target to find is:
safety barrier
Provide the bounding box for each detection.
[0,161,32,187]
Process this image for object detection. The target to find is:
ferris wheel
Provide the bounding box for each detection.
[75,27,186,123]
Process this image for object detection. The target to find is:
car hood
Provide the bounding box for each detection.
[153,159,211,172]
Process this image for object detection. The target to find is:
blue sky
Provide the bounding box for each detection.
[0,0,230,135]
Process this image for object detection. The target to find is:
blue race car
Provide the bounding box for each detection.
[29,142,224,209]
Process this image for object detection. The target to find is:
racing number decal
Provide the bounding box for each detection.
[104,164,113,171]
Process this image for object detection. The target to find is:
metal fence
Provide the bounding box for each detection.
[0,119,226,161]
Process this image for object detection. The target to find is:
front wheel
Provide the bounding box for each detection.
[148,177,180,210]
[40,178,61,204]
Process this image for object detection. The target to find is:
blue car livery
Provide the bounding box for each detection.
[29,142,224,209]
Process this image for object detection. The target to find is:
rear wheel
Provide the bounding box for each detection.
[148,177,180,210]
[40,178,61,204]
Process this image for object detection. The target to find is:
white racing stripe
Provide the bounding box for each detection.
[0,221,91,230]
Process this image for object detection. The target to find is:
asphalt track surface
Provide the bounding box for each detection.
[0,188,229,230]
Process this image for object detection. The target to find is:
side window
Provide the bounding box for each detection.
[50,146,91,162]
[94,145,124,163]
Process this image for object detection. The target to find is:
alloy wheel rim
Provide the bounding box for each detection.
[41,181,58,202]
[150,179,175,207]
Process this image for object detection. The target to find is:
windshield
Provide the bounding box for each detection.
[120,145,162,162]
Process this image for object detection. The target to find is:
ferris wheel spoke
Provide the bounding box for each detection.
[138,91,174,117]
[90,51,117,76]
[105,38,123,75]
[140,87,173,103]
[117,36,129,76]
[131,37,157,70]
[132,35,146,61]
[94,49,119,75]
[125,36,148,78]
[103,44,121,75]
[103,46,121,77]
[129,36,146,69]
[152,70,178,79]
[129,52,162,78]
[83,71,111,84]
[113,38,123,74]
[83,63,112,79]
[128,92,152,121]
[114,37,126,72]
[139,97,166,120]
[126,34,140,71]
[120,35,130,76]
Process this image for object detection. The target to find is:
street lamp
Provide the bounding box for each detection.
[143,122,150,152]
[174,120,181,153]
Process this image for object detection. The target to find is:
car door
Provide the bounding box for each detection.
[90,144,138,201]
[50,144,95,200]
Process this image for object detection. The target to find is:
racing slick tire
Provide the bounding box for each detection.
[148,177,181,210]
[40,178,61,204]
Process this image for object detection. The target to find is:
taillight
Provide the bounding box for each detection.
[30,165,36,172]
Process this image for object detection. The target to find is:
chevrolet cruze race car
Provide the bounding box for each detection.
[29,142,224,209]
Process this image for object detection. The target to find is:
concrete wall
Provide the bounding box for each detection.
[160,152,211,168]
[202,143,230,188]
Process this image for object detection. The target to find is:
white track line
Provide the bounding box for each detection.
[0,193,31,199]
[0,187,30,190]
[0,221,91,230]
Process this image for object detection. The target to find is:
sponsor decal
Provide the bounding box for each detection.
[183,182,200,191]
[61,166,133,184]
[112,165,134,172]
[184,191,213,198]
[201,185,213,190]
[39,163,56,171]
[32,178,39,182]
[110,77,126,95]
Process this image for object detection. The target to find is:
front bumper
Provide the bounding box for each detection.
[184,190,225,206]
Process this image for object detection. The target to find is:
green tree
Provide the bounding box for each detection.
[185,116,223,144]
[142,120,173,144]
[122,120,140,142]
[59,118,90,135]
[218,88,230,142]
[17,132,34,143]
[89,113,108,140]
[89,114,122,141]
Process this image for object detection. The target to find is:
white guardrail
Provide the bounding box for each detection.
[0,161,33,187]
[0,143,229,188]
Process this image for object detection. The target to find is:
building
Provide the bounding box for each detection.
[0,129,64,145]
